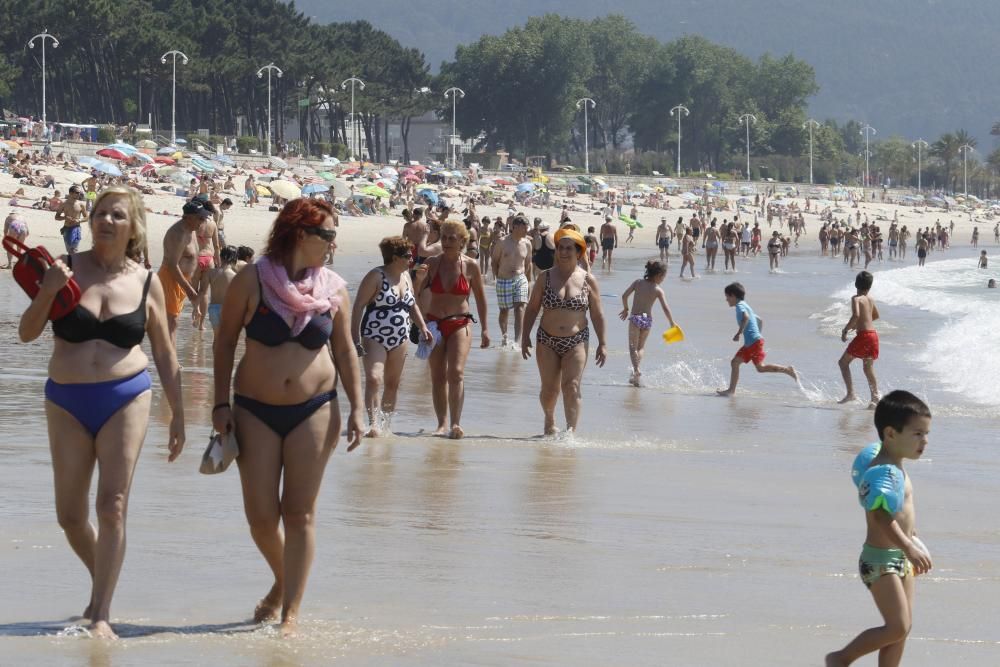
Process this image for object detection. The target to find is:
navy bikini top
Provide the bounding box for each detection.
[244,270,333,350]
[52,257,152,349]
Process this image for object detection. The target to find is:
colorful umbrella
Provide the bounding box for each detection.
[92,161,123,177]
[319,171,337,181]
[154,156,175,165]
[362,185,391,198]
[302,183,329,195]
[96,148,129,161]
[137,140,158,149]
[269,156,289,169]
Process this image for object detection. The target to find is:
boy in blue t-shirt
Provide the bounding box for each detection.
[717,282,797,396]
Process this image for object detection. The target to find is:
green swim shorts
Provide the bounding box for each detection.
[859,543,913,588]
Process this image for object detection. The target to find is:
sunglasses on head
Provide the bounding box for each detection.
[303,226,336,242]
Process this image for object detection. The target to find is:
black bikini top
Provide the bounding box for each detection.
[52,257,152,349]
[244,270,333,350]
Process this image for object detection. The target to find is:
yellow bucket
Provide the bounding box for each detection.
[662,325,684,344]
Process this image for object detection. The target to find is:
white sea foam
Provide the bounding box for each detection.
[823,258,1000,406]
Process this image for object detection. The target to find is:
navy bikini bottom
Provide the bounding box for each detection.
[234,391,337,438]
[45,370,152,437]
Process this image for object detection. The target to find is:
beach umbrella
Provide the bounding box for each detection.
[362,185,391,198]
[680,192,699,201]
[191,157,215,173]
[130,152,153,163]
[341,167,360,176]
[107,142,137,153]
[268,179,301,199]
[516,182,536,192]
[548,177,567,186]
[301,183,329,195]
[318,171,336,181]
[255,184,271,196]
[157,147,175,155]
[404,173,423,183]
[416,183,438,191]
[321,157,341,167]
[381,166,398,177]
[3,139,21,150]
[97,148,129,161]
[139,163,157,175]
[156,165,179,175]
[173,138,187,145]
[154,156,175,164]
[293,165,316,177]
[269,156,289,169]
[171,151,184,160]
[92,161,123,177]
[137,140,157,149]
[419,190,440,205]
[441,188,462,197]
[77,156,101,167]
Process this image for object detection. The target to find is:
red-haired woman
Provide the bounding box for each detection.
[212,198,363,636]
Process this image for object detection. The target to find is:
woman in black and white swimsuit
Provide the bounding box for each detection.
[352,236,431,436]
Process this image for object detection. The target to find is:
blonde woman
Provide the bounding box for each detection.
[18,186,185,639]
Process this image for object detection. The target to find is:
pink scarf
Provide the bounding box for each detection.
[256,256,346,336]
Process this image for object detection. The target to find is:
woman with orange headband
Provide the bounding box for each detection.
[521,228,607,434]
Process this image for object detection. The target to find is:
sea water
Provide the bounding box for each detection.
[1,243,999,665]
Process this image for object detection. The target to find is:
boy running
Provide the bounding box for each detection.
[838,271,881,407]
[717,282,797,396]
[827,390,933,667]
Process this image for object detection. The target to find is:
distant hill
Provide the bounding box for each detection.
[296,0,1000,146]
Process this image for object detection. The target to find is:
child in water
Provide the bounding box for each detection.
[978,250,988,269]
[716,282,797,396]
[826,391,933,667]
[838,270,881,408]
[619,261,676,387]
[200,245,238,332]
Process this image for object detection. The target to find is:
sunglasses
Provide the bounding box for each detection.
[303,226,337,242]
[394,250,413,259]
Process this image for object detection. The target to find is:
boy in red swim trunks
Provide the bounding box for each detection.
[838,270,881,408]
[717,282,797,396]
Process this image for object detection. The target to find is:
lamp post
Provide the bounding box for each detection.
[27,30,59,139]
[670,104,689,177]
[256,63,283,157]
[738,113,757,182]
[911,139,928,193]
[160,50,189,146]
[860,123,877,187]
[960,143,975,197]
[444,87,466,169]
[803,118,820,184]
[576,97,596,174]
[340,77,366,160]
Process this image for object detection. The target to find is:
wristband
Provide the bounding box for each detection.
[212,402,230,413]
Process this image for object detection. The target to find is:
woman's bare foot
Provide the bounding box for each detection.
[279,616,298,638]
[432,425,448,436]
[449,425,464,440]
[364,427,380,438]
[716,388,735,396]
[837,393,856,404]
[89,620,118,640]
[253,585,282,623]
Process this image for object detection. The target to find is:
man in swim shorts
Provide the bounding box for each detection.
[600,215,617,270]
[492,215,533,346]
[159,199,210,344]
[655,217,673,262]
[838,270,881,407]
[54,186,87,254]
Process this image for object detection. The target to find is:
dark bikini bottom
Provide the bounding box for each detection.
[235,390,337,438]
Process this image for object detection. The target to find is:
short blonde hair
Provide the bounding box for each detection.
[90,186,147,260]
[440,219,469,245]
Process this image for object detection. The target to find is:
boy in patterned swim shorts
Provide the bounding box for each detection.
[827,391,933,667]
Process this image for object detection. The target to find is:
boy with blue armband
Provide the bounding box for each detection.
[827,390,933,667]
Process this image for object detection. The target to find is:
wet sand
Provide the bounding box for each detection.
[2,168,1000,665]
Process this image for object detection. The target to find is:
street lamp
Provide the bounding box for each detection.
[576,97,596,174]
[256,63,283,157]
[860,123,877,187]
[27,30,59,139]
[738,113,757,182]
[444,87,466,169]
[803,118,820,184]
[960,143,975,197]
[911,139,928,193]
[160,50,189,146]
[670,104,690,177]
[340,77,366,160]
